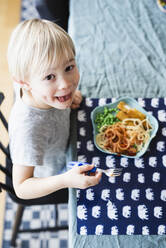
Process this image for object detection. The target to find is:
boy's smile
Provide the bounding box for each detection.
[22,58,80,110]
[55,92,72,102]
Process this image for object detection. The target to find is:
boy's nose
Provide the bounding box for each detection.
[57,76,70,90]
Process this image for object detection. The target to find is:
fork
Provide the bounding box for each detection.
[96,168,123,177]
[67,161,123,177]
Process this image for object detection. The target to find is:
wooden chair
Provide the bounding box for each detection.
[0,92,68,247]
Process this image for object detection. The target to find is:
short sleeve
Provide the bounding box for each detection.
[8,99,70,177]
[9,112,51,167]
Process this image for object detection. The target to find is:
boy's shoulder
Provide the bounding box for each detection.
[10,99,45,121]
[9,99,57,141]
[9,98,55,132]
[9,98,70,132]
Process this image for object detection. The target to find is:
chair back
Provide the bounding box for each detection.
[0,92,14,194]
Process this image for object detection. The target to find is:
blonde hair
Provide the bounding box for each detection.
[7,19,75,82]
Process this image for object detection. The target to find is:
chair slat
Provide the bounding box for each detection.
[0,111,8,130]
[0,182,15,194]
[0,92,4,105]
[0,142,10,157]
[0,164,12,178]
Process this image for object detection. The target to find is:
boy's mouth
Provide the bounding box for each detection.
[56,93,72,102]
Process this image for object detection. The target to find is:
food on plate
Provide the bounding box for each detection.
[95,101,152,156]
[116,101,146,121]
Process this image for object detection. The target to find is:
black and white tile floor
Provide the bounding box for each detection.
[3,195,68,248]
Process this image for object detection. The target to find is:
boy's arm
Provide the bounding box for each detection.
[12,165,66,199]
[13,164,102,199]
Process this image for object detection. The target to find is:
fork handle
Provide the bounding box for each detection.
[67,161,97,173]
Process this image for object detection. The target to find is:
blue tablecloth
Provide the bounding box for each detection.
[67,98,166,248]
[76,98,166,235]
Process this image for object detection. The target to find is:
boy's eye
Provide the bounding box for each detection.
[65,65,74,72]
[45,74,55,80]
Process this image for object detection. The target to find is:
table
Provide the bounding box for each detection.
[68,98,166,248]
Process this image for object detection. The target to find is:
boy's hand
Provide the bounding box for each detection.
[64,164,102,189]
[71,90,82,109]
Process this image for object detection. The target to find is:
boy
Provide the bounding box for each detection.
[7,19,102,200]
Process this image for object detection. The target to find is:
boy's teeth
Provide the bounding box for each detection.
[57,94,71,102]
[58,96,65,102]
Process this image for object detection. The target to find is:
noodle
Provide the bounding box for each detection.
[96,118,152,156]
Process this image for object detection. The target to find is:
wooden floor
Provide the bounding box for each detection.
[0,0,21,246]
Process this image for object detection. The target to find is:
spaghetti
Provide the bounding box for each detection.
[96,118,152,156]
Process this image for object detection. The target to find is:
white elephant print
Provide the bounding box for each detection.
[142,226,149,235]
[92,157,100,167]
[106,156,116,168]
[145,188,154,201]
[126,225,135,235]
[123,172,131,182]
[158,110,166,122]
[78,110,86,122]
[158,225,166,235]
[108,176,116,184]
[162,127,166,136]
[122,206,131,218]
[77,205,88,220]
[131,189,140,201]
[152,172,160,182]
[79,127,86,136]
[92,206,101,218]
[85,98,93,107]
[134,158,144,168]
[138,98,145,107]
[138,205,149,220]
[138,173,145,183]
[111,226,118,235]
[77,141,81,149]
[86,188,94,201]
[107,201,118,220]
[151,98,159,108]
[80,226,87,235]
[116,188,124,200]
[157,141,165,152]
[120,157,129,168]
[154,206,163,218]
[162,155,166,167]
[101,189,110,201]
[160,189,166,201]
[87,140,94,151]
[149,157,157,167]
[77,155,87,163]
[95,225,104,235]
[98,98,107,106]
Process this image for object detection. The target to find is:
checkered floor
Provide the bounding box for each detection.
[3,195,68,248]
[2,1,68,247]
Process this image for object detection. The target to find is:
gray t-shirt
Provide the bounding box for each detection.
[9,98,70,177]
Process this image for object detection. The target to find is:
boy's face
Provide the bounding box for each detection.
[26,57,80,110]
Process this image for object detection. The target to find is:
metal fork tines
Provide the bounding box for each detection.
[97,168,123,177]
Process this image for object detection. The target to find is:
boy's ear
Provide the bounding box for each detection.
[13,77,31,91]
